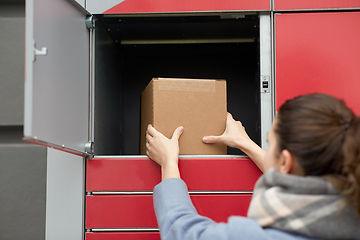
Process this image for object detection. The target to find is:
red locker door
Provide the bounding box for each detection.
[274,0,360,11]
[86,194,253,229]
[87,157,261,192]
[275,12,360,115]
[86,232,160,240]
[103,0,271,14]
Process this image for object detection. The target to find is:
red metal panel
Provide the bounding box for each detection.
[86,194,252,228]
[191,194,252,221]
[275,12,360,115]
[104,0,270,14]
[86,158,160,192]
[86,157,262,192]
[86,232,160,240]
[274,0,360,11]
[86,195,157,228]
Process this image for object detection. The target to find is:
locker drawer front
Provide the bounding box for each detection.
[86,194,252,229]
[86,232,160,240]
[274,0,360,11]
[87,157,262,192]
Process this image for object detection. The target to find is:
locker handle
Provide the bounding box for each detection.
[33,40,48,62]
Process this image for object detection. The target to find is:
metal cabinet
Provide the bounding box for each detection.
[24,0,360,239]
[86,156,260,236]
[25,1,271,239]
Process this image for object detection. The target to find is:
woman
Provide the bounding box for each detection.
[145,94,360,240]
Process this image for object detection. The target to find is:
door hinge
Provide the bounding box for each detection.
[86,15,95,30]
[85,141,94,154]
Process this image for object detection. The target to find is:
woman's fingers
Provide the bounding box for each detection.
[146,131,152,142]
[226,112,234,122]
[202,135,221,143]
[147,124,157,137]
[171,126,184,141]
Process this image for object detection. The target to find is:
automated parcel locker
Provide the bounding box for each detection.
[89,10,268,239]
[24,0,272,239]
[24,0,360,239]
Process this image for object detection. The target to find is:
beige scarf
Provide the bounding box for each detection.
[247,168,360,239]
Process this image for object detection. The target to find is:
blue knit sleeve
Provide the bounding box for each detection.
[153,178,272,240]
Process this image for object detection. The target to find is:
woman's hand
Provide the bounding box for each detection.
[202,112,251,149]
[202,112,266,172]
[146,124,184,181]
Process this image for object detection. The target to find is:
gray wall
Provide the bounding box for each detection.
[0,0,47,239]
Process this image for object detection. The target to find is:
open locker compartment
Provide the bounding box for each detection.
[93,13,261,155]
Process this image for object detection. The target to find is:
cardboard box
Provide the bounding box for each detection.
[140,78,227,155]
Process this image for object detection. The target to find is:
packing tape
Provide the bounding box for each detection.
[158,80,216,93]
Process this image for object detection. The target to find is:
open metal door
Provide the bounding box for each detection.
[24,0,91,156]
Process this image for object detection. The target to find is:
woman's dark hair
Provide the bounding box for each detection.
[275,94,360,214]
[343,117,360,215]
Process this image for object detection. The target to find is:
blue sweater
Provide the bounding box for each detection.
[153,178,321,240]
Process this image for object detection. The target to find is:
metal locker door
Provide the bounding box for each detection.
[273,0,360,11]
[275,12,360,115]
[24,0,91,156]
[86,0,271,14]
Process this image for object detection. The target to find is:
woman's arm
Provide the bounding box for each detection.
[203,113,266,172]
[153,177,269,240]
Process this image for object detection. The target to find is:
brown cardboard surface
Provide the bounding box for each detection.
[141,78,227,155]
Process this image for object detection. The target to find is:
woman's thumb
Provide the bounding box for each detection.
[202,136,220,144]
[171,126,184,141]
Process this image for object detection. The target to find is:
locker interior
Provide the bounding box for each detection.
[93,14,261,155]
